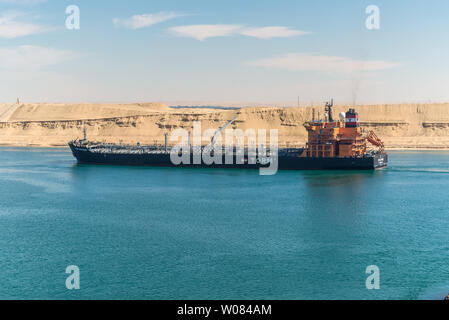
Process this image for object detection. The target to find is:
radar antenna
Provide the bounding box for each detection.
[325,99,334,122]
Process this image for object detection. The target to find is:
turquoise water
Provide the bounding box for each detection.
[0,148,448,300]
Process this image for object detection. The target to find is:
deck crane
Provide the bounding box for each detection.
[210,113,239,147]
[367,130,385,152]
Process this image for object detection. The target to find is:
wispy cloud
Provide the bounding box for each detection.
[170,24,243,41]
[248,53,401,73]
[113,12,187,29]
[0,11,48,38]
[170,24,307,41]
[240,26,308,39]
[0,45,80,70]
[0,0,47,4]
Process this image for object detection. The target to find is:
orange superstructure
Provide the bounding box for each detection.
[303,100,385,158]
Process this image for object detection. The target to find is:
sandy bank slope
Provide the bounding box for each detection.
[7,102,170,121]
[1,102,449,149]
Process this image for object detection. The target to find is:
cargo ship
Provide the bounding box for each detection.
[69,101,388,170]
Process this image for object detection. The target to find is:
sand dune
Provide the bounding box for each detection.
[1,102,449,148]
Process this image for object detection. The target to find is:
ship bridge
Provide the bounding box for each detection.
[304,101,384,158]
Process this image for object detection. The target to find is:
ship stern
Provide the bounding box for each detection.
[373,152,388,169]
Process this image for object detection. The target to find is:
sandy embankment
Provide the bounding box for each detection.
[0,102,449,149]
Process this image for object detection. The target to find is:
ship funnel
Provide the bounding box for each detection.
[345,108,360,128]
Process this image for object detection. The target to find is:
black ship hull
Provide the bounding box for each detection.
[69,143,388,170]
[278,153,387,170]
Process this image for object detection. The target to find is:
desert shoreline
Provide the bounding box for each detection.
[2,102,449,150]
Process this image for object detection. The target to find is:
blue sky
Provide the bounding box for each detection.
[0,0,448,105]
